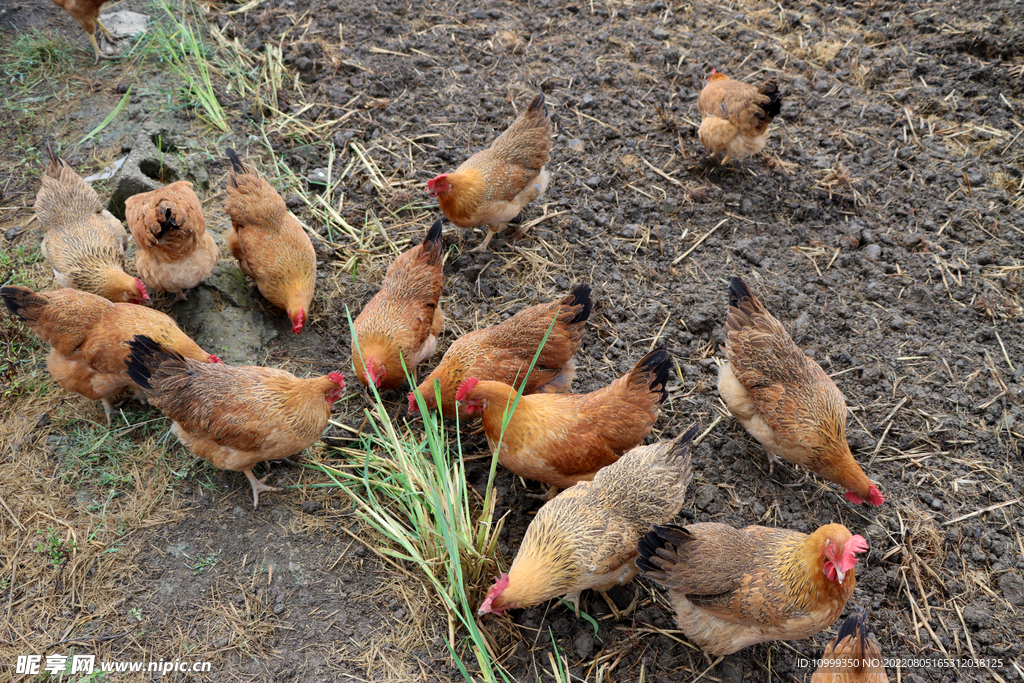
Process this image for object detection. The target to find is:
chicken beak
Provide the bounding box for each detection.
[835,567,847,584]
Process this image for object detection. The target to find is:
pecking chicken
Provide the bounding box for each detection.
[427,92,552,251]
[51,0,116,63]
[698,69,782,164]
[125,335,345,507]
[811,612,889,683]
[409,284,591,420]
[224,148,316,334]
[479,424,699,616]
[352,219,444,391]
[455,347,672,489]
[125,181,219,301]
[37,146,148,304]
[636,522,868,656]
[1,285,219,424]
[718,276,884,506]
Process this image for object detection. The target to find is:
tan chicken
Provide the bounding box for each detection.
[1,285,219,424]
[125,335,345,507]
[352,219,444,391]
[427,93,552,251]
[125,181,219,301]
[718,277,884,506]
[698,69,782,164]
[37,146,148,304]
[636,522,868,656]
[51,0,116,63]
[479,424,698,616]
[455,347,672,489]
[811,612,889,683]
[224,148,316,334]
[409,284,591,419]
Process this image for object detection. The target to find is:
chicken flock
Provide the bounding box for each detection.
[4,69,898,679]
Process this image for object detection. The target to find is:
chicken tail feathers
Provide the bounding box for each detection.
[758,80,782,120]
[728,276,753,309]
[835,611,870,649]
[631,347,672,402]
[526,92,548,119]
[226,148,245,175]
[422,218,444,265]
[125,334,188,390]
[0,285,48,324]
[668,423,701,460]
[636,523,693,579]
[45,141,62,176]
[566,284,593,325]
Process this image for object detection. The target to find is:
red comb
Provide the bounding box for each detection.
[455,377,479,403]
[328,372,345,387]
[208,354,223,364]
[846,535,868,556]
[407,392,420,415]
[867,486,885,506]
[478,573,510,615]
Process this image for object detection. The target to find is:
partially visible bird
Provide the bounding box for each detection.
[698,69,782,164]
[51,0,117,64]
[811,612,889,683]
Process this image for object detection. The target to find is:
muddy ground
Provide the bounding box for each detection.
[1,0,1023,680]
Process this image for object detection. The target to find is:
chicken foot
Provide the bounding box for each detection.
[472,224,506,252]
[244,469,281,508]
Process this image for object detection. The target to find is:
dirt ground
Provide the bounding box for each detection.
[1,0,1023,681]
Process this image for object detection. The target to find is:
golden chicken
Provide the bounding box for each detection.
[636,522,868,656]
[455,347,671,488]
[698,69,782,164]
[479,424,698,616]
[811,612,889,683]
[52,0,116,63]
[125,181,219,301]
[352,219,444,391]
[409,284,591,419]
[1,285,219,424]
[37,146,148,304]
[427,93,552,251]
[718,277,884,506]
[125,335,345,507]
[224,148,316,334]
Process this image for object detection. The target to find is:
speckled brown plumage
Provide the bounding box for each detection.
[479,425,698,614]
[37,146,145,304]
[636,522,864,655]
[698,71,782,162]
[718,276,884,506]
[411,284,591,418]
[353,219,444,390]
[811,612,890,683]
[224,148,316,333]
[459,347,671,488]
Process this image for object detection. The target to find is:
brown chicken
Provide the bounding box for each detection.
[224,148,316,334]
[455,347,671,488]
[37,146,148,305]
[636,522,868,656]
[125,181,219,301]
[1,286,219,424]
[811,612,889,683]
[479,424,698,616]
[409,284,591,420]
[426,93,552,251]
[125,335,345,507]
[718,277,884,506]
[52,0,116,63]
[352,219,444,391]
[698,69,782,164]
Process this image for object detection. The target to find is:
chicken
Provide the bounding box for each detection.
[37,146,148,304]
[717,277,884,506]
[698,69,782,164]
[409,284,591,420]
[125,335,345,507]
[352,219,444,391]
[51,0,116,63]
[636,522,868,656]
[1,286,220,424]
[811,612,889,683]
[455,347,671,488]
[479,424,699,616]
[125,181,219,302]
[224,148,316,334]
[427,93,552,251]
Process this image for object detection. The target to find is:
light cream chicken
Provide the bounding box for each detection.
[698,69,782,164]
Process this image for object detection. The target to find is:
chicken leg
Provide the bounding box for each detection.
[244,469,281,509]
[472,224,505,252]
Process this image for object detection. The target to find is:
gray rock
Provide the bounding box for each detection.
[301,500,322,514]
[194,305,278,366]
[566,138,586,154]
[960,604,990,628]
[107,131,184,219]
[5,225,25,241]
[694,484,717,510]
[862,244,882,260]
[185,153,209,190]
[201,264,258,309]
[651,27,669,40]
[574,631,593,659]
[998,572,1024,606]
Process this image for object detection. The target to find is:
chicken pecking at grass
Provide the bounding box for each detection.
[636,522,868,656]
[125,181,219,302]
[698,69,782,165]
[224,148,316,334]
[1,285,220,425]
[811,612,890,683]
[455,347,672,489]
[409,284,591,420]
[125,335,345,508]
[352,218,445,391]
[427,92,552,251]
[718,276,884,506]
[37,145,148,305]
[51,0,117,64]
[479,424,699,617]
